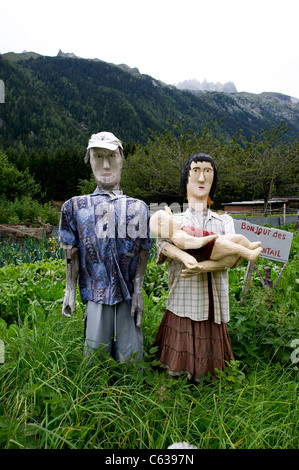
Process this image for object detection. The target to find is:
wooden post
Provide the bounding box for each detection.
[253,265,273,289]
[241,261,254,304]
[252,263,288,290]
[283,203,286,225]
[240,261,288,305]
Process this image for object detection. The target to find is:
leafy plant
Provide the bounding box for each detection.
[228,229,299,367]
[0,259,67,325]
[0,150,40,201]
[0,228,298,449]
[0,236,64,268]
[0,195,60,225]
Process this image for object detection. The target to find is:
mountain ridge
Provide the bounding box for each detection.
[0,51,298,153]
[174,78,238,94]
[3,49,298,100]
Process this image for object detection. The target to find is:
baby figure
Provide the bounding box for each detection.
[150,207,262,271]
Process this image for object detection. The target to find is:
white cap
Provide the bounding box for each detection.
[87,131,123,151]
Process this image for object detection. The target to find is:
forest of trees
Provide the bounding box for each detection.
[119,121,299,212]
[0,54,298,224]
[1,120,298,225]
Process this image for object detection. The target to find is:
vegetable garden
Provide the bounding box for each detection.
[0,228,298,449]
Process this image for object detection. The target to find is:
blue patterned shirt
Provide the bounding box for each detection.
[58,187,152,305]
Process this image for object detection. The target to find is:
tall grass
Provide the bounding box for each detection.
[0,230,298,449]
[0,308,297,449]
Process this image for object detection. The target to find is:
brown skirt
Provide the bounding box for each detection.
[153,309,234,381]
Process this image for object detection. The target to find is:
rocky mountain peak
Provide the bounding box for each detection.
[175,78,238,93]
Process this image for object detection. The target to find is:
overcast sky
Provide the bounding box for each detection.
[1,0,298,98]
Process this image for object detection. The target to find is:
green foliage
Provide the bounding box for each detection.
[1,54,298,157]
[77,175,97,196]
[0,196,60,225]
[121,121,223,205]
[227,230,299,366]
[0,236,64,268]
[0,259,68,325]
[0,56,85,153]
[214,360,246,390]
[0,150,61,224]
[0,150,40,200]
[222,122,299,214]
[0,222,298,449]
[2,55,299,204]
[0,308,297,449]
[5,145,91,202]
[121,121,299,208]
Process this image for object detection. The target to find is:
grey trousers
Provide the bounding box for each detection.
[84,300,143,363]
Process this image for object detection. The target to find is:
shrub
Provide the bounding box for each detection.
[0,196,60,225]
[0,231,298,449]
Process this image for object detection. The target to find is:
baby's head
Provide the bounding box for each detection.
[150,208,177,239]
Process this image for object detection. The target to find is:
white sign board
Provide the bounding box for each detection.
[234,219,293,263]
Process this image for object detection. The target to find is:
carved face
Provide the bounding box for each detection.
[90,147,123,190]
[186,160,214,202]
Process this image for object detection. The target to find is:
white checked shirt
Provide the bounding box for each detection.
[156,209,235,324]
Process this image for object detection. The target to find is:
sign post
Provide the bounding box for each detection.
[234,219,293,263]
[233,219,294,295]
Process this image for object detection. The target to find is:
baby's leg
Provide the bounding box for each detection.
[212,236,262,262]
[172,231,218,250]
[173,224,218,250]
[225,233,261,250]
[150,211,218,250]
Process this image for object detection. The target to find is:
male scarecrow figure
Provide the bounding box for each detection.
[59,132,152,363]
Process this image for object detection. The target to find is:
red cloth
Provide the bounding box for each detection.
[181,224,216,260]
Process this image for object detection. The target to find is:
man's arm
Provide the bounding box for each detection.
[131,249,149,327]
[62,246,79,317]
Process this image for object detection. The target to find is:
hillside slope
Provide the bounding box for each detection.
[0,52,298,153]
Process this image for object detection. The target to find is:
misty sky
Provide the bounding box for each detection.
[1,0,298,98]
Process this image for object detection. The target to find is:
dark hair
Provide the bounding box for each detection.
[180,153,218,202]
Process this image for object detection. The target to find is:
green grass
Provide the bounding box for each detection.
[0,230,298,449]
[0,310,297,449]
